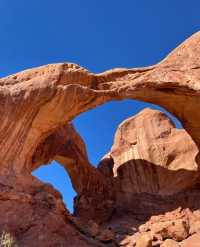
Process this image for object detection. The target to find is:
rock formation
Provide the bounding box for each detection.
[0,32,200,246]
[98,108,199,212]
[96,109,200,246]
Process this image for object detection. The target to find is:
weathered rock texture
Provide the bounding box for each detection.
[1,32,200,246]
[96,109,200,246]
[103,108,199,195]
[98,108,200,214]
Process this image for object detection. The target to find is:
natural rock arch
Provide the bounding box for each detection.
[1,32,200,179]
[1,31,200,246]
[0,30,200,214]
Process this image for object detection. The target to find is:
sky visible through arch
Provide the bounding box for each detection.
[0,0,200,212]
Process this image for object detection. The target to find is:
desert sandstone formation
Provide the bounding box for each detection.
[0,32,200,246]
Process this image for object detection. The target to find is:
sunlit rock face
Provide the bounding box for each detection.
[97,108,200,218]
[1,32,200,246]
[94,108,200,246]
[107,108,199,196]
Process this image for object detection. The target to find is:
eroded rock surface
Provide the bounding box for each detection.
[0,32,200,246]
[96,110,200,246]
[102,108,199,194]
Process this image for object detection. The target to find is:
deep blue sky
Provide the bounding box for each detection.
[1,0,199,212]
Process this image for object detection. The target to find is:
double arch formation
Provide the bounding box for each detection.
[0,32,200,221]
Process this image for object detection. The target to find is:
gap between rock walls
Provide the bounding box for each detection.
[32,99,183,214]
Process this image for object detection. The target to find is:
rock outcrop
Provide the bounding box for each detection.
[0,32,200,246]
[97,108,200,216]
[101,108,199,195]
[95,109,200,246]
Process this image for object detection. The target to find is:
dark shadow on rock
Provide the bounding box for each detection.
[112,158,200,216]
[96,156,200,242]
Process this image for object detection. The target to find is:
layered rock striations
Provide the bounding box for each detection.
[98,109,200,213]
[96,109,200,246]
[102,108,199,195]
[0,32,200,245]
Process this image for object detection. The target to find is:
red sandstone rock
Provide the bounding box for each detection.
[135,232,152,247]
[150,219,189,241]
[96,229,115,242]
[102,108,198,195]
[161,239,180,247]
[0,32,200,246]
[98,108,200,219]
[181,233,200,247]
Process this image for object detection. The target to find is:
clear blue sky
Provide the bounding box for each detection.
[1,0,199,212]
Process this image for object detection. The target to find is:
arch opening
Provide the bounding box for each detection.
[31,99,187,217]
[73,99,183,166]
[32,161,76,213]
